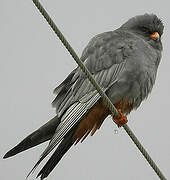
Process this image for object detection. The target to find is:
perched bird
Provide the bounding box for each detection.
[3,14,164,179]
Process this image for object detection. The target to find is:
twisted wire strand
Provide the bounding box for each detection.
[31,0,166,179]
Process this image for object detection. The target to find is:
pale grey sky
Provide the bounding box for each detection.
[0,0,170,180]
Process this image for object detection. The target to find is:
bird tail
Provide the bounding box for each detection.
[3,116,60,159]
[36,124,78,180]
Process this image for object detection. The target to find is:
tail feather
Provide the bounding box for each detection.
[3,116,60,159]
[37,125,78,180]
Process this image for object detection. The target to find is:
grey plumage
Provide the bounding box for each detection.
[3,116,60,159]
[4,14,164,179]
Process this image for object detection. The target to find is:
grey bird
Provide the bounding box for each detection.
[3,14,164,179]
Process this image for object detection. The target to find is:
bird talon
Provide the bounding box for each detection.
[113,109,128,127]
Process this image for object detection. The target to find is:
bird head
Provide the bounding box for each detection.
[121,14,164,50]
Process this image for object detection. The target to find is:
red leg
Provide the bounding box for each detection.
[112,109,128,127]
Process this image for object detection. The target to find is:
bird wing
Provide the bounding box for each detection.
[28,31,132,176]
[52,31,128,116]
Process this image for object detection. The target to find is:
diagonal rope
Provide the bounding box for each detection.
[31,0,166,179]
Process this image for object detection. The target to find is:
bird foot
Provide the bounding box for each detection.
[113,109,128,127]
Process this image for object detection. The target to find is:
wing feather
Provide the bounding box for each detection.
[27,91,101,176]
[28,31,128,176]
[57,61,125,117]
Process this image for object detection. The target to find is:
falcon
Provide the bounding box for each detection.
[4,14,164,179]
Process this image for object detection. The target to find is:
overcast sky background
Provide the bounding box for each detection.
[0,0,170,180]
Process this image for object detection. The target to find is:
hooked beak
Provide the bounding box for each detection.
[150,32,160,41]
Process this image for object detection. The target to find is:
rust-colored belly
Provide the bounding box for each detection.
[114,99,133,114]
[73,98,133,143]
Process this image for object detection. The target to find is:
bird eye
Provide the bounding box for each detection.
[141,26,149,33]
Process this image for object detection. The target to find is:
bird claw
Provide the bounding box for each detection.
[113,109,128,127]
